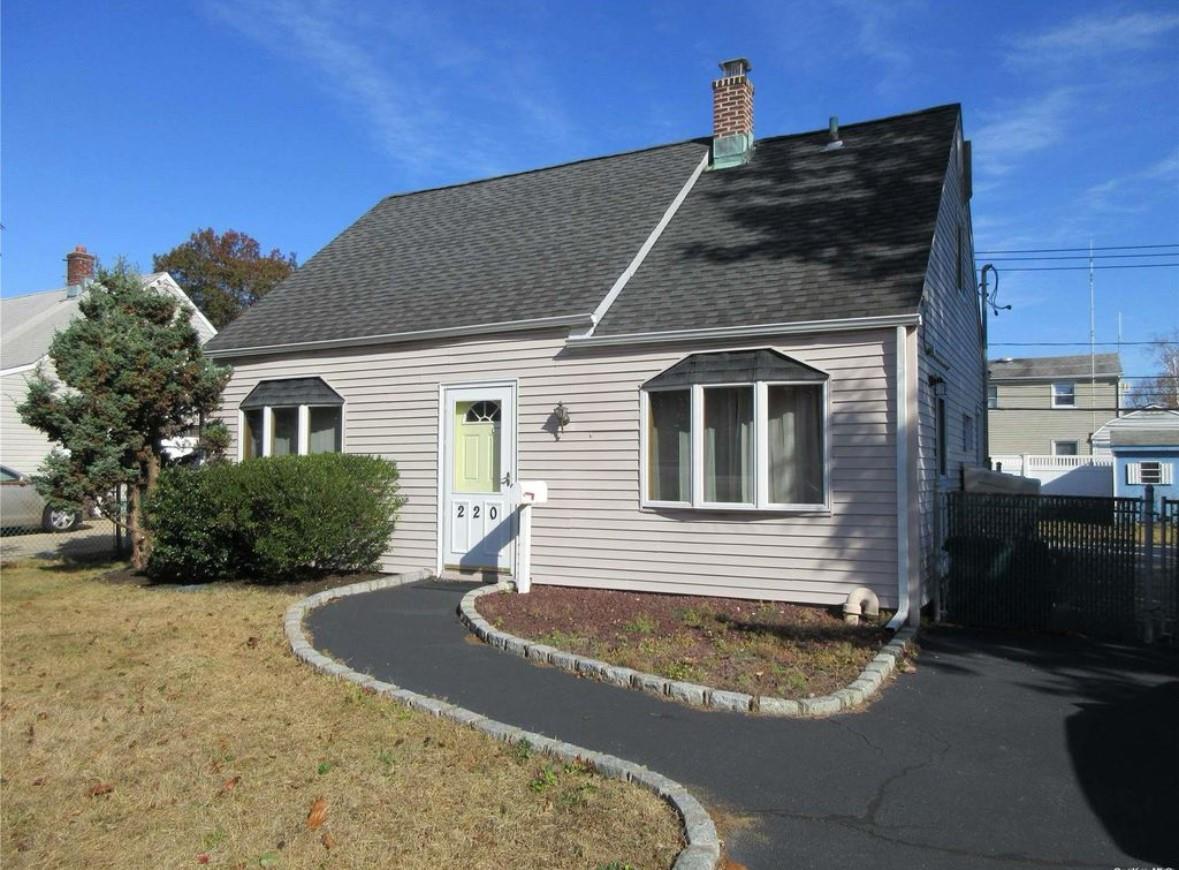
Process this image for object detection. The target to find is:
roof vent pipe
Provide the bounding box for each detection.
[824,115,844,151]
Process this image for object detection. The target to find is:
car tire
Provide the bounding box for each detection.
[42,505,81,533]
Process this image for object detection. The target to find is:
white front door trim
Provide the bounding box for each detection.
[437,380,518,575]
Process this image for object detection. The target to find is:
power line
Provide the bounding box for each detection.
[998,263,1179,272]
[976,243,1179,254]
[986,252,1179,261]
[988,341,1163,346]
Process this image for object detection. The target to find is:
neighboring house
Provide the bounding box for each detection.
[0,246,217,475]
[1095,408,1179,511]
[988,353,1124,458]
[205,60,985,622]
[1111,430,1178,511]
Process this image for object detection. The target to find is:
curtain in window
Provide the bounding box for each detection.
[271,408,298,456]
[648,390,690,501]
[308,407,342,454]
[704,386,753,503]
[767,385,823,503]
[243,409,264,459]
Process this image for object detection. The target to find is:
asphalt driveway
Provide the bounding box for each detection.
[309,581,1179,869]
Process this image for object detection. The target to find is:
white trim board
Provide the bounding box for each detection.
[581,153,710,337]
[566,313,922,348]
[206,313,593,359]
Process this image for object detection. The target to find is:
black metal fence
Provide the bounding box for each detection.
[937,489,1176,643]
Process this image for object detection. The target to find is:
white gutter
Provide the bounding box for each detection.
[582,153,710,337]
[206,312,594,359]
[887,323,911,631]
[0,360,44,377]
[567,312,921,349]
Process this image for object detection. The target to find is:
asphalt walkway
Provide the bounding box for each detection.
[308,580,1179,869]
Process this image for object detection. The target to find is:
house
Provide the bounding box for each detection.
[1112,430,1178,511]
[0,246,217,475]
[204,59,985,624]
[1093,408,1179,511]
[988,353,1124,458]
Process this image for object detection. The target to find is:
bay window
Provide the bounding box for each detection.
[239,377,344,459]
[642,350,829,511]
[647,389,690,502]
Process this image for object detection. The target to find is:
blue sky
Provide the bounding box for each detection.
[3,0,1177,377]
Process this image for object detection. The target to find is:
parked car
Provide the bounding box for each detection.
[0,465,81,532]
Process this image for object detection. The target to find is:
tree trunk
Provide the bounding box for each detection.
[128,451,162,570]
[128,483,144,570]
[129,451,163,570]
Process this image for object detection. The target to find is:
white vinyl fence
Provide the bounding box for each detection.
[990,454,1114,497]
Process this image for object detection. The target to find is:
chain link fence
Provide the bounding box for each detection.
[1,485,127,563]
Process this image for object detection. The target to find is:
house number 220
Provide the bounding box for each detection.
[455,505,498,520]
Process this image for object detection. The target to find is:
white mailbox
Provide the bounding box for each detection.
[518,480,548,505]
[514,479,547,593]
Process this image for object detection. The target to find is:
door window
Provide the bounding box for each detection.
[454,400,501,493]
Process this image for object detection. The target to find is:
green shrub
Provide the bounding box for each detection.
[145,453,404,582]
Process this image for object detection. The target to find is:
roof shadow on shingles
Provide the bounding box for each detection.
[206,139,712,354]
[594,104,961,336]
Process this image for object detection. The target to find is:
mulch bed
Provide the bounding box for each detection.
[477,586,889,699]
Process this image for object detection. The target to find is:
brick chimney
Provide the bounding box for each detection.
[65,245,96,289]
[711,58,754,169]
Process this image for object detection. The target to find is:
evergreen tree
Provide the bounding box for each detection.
[18,263,230,568]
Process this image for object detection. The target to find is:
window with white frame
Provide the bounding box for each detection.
[1051,382,1076,407]
[239,377,344,459]
[643,350,828,511]
[1128,461,1171,485]
[987,384,998,409]
[1053,440,1078,456]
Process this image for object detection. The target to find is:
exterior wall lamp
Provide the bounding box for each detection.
[553,402,570,437]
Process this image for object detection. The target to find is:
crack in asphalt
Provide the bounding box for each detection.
[742,724,1110,869]
[742,808,1110,868]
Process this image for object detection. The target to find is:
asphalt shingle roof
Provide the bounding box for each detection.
[595,104,960,335]
[241,377,344,409]
[989,353,1122,379]
[207,103,962,354]
[206,141,710,354]
[1111,429,1179,447]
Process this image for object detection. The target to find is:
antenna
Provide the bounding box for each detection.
[1089,239,1096,436]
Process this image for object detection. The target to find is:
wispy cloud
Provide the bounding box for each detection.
[829,0,921,95]
[1009,10,1179,66]
[971,89,1075,177]
[1085,147,1179,212]
[202,0,577,179]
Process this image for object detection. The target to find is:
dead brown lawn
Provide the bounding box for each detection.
[0,560,681,869]
[479,586,889,699]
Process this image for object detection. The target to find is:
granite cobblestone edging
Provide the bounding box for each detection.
[284,573,721,870]
[461,585,918,717]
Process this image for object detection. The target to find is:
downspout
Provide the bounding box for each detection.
[887,324,911,630]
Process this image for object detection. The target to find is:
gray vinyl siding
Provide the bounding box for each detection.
[1,370,55,475]
[214,327,901,607]
[988,379,1120,455]
[915,123,986,588]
